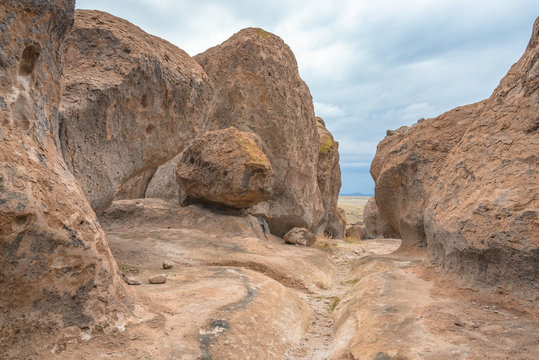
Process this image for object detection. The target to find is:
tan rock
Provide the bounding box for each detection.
[100,199,334,291]
[284,227,317,247]
[176,127,275,208]
[345,225,366,241]
[194,28,325,236]
[424,18,539,298]
[315,117,344,238]
[148,274,167,284]
[59,10,212,214]
[370,18,539,298]
[114,168,156,200]
[0,0,130,353]
[162,260,174,269]
[363,197,399,239]
[145,156,184,202]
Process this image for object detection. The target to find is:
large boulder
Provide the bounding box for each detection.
[176,127,275,208]
[371,18,539,298]
[371,102,485,248]
[363,197,399,239]
[424,18,539,298]
[194,28,325,236]
[0,0,130,354]
[59,10,213,213]
[315,117,344,238]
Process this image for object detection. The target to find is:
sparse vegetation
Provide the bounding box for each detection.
[328,296,341,312]
[319,137,334,155]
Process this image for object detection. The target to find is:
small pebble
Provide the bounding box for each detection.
[125,277,141,285]
[162,260,174,269]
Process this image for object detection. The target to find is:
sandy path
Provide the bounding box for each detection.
[282,239,401,359]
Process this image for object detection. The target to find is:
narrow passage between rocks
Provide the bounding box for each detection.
[281,239,401,360]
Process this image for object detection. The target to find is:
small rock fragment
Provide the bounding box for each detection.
[283,227,316,247]
[126,277,141,285]
[149,274,167,284]
[122,274,141,285]
[162,260,174,269]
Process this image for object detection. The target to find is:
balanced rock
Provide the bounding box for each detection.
[59,10,212,213]
[176,127,275,208]
[363,197,399,239]
[194,28,325,235]
[284,228,317,247]
[0,0,130,353]
[370,17,539,298]
[315,117,344,238]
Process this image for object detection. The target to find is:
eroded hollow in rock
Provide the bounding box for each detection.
[18,45,40,76]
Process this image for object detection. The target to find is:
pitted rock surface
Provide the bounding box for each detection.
[176,127,275,208]
[59,10,213,213]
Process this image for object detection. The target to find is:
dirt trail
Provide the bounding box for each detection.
[282,239,401,360]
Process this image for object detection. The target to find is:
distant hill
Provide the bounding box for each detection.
[340,192,373,197]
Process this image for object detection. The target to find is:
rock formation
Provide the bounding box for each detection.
[193,28,326,236]
[316,117,344,237]
[0,0,130,352]
[371,18,539,297]
[59,10,213,213]
[145,154,184,201]
[114,168,156,200]
[363,197,399,238]
[345,224,366,241]
[176,127,275,208]
[284,227,317,247]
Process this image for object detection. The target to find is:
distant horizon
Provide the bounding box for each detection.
[339,192,373,197]
[77,0,539,194]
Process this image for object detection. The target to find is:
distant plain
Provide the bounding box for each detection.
[338,196,370,225]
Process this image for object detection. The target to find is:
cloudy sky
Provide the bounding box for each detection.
[76,0,538,194]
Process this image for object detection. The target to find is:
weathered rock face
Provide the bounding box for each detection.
[315,117,344,238]
[145,153,184,202]
[176,127,275,208]
[194,28,324,236]
[59,10,213,214]
[371,18,539,298]
[114,168,156,200]
[0,0,130,353]
[371,103,485,247]
[363,197,399,239]
[424,18,539,298]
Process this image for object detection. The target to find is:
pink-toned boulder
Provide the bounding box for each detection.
[194,28,325,236]
[176,127,275,208]
[371,18,539,298]
[59,10,212,213]
[316,117,344,238]
[363,197,399,239]
[0,1,130,354]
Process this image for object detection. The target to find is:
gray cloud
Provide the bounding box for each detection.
[76,0,539,194]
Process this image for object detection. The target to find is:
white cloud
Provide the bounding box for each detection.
[314,102,346,118]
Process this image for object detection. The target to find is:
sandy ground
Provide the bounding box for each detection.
[21,198,536,359]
